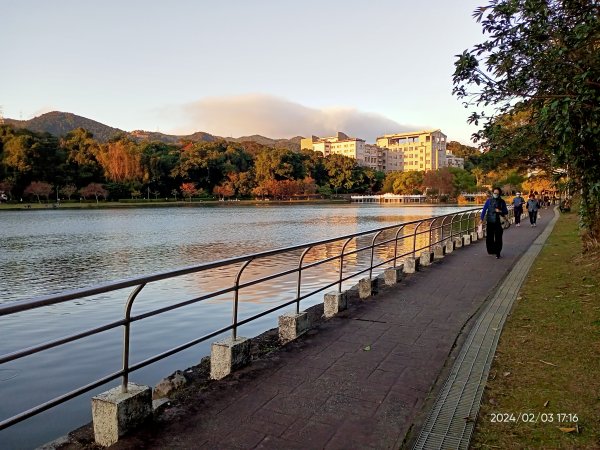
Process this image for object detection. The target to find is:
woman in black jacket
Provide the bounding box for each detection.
[480,187,509,258]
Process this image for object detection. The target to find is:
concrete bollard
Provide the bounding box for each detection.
[462,234,471,246]
[453,236,463,248]
[470,231,478,242]
[403,257,417,274]
[358,277,378,299]
[432,244,444,260]
[92,383,152,447]
[279,311,309,343]
[210,337,251,380]
[445,239,454,254]
[384,265,404,286]
[420,251,433,267]
[324,291,347,318]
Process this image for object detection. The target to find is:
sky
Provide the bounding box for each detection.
[1,0,486,144]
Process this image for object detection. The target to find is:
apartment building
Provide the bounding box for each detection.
[363,144,387,171]
[445,150,465,169]
[376,130,447,172]
[302,132,384,170]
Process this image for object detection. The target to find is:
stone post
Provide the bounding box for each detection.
[403,257,417,273]
[444,239,454,254]
[210,337,251,380]
[324,291,347,318]
[279,311,309,343]
[432,244,444,260]
[358,277,378,299]
[462,234,471,246]
[470,231,478,242]
[453,236,463,248]
[384,265,404,286]
[419,251,433,267]
[92,383,152,447]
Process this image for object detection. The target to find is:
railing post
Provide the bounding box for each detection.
[440,214,450,243]
[122,284,146,394]
[449,214,457,241]
[296,246,312,315]
[428,218,435,250]
[338,237,353,293]
[393,224,405,265]
[459,212,466,235]
[369,230,384,279]
[232,259,252,341]
[412,220,423,257]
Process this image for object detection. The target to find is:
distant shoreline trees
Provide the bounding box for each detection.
[0,125,386,202]
[1,123,542,205]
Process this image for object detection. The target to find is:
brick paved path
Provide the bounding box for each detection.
[113,216,547,450]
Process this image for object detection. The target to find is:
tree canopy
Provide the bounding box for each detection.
[453,0,600,247]
[0,124,385,201]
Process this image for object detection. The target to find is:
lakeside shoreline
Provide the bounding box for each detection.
[0,199,478,211]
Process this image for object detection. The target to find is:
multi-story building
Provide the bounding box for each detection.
[302,132,386,171]
[376,130,447,172]
[363,144,387,171]
[445,150,465,169]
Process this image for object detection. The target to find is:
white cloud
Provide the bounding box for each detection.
[171,94,421,142]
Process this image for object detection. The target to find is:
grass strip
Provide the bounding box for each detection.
[472,209,600,449]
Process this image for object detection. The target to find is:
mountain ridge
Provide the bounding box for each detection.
[4,111,302,151]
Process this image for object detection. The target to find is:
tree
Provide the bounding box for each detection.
[446,141,479,159]
[423,168,454,197]
[0,179,15,200]
[449,167,477,195]
[300,176,318,195]
[392,171,424,195]
[24,181,53,203]
[80,183,108,204]
[382,171,403,193]
[180,182,198,202]
[252,181,270,200]
[61,128,103,185]
[60,184,77,200]
[213,182,235,200]
[453,1,600,247]
[521,176,555,195]
[96,138,143,183]
[226,171,255,197]
[471,167,485,187]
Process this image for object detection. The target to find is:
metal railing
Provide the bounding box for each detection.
[0,207,487,430]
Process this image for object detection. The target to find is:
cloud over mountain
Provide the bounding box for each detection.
[177,94,417,141]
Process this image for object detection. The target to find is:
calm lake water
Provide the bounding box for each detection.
[0,203,471,449]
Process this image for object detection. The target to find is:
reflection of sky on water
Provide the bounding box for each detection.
[0,204,472,449]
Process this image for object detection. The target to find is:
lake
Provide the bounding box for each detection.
[0,203,471,449]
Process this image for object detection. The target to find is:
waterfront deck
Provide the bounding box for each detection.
[351,194,427,203]
[104,215,548,449]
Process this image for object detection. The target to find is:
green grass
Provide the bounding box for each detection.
[472,209,600,449]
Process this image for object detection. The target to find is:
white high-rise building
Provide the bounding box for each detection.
[302,132,385,171]
[376,130,447,172]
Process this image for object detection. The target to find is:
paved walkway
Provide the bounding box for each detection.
[414,208,559,449]
[113,214,550,450]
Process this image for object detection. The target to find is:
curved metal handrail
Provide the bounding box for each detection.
[0,206,483,431]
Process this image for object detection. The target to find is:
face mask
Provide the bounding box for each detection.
[493,193,499,198]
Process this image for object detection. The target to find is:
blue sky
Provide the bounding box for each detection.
[1,0,485,144]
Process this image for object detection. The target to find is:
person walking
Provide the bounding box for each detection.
[480,187,509,259]
[512,192,525,227]
[527,193,540,227]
